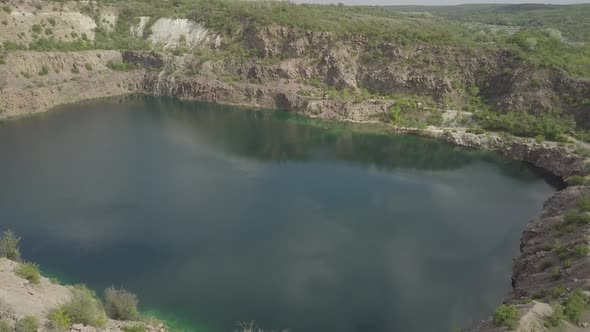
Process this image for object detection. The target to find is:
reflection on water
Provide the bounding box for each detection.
[0,96,558,332]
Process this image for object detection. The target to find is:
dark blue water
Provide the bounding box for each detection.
[0,96,558,332]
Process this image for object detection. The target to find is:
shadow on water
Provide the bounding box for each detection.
[0,95,562,332]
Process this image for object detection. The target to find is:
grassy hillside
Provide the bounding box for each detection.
[385,3,590,43]
[3,0,587,78]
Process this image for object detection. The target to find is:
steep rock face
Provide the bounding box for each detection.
[510,186,590,300]
[321,47,359,89]
[240,25,590,124]
[122,51,166,69]
[0,51,143,119]
[359,65,453,101]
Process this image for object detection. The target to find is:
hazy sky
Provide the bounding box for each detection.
[295,0,589,5]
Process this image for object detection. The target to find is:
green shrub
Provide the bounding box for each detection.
[0,229,21,261]
[122,324,146,332]
[575,145,590,158]
[564,290,587,323]
[577,195,590,212]
[38,66,49,76]
[84,63,93,71]
[0,320,10,332]
[476,110,575,141]
[563,209,590,225]
[104,287,139,321]
[493,304,519,329]
[60,285,107,327]
[106,61,137,71]
[551,283,566,299]
[15,316,38,332]
[573,244,589,257]
[540,259,553,271]
[14,262,41,285]
[49,309,71,331]
[546,303,564,327]
[71,67,80,74]
[466,127,485,135]
[31,24,42,34]
[551,266,561,280]
[568,176,587,186]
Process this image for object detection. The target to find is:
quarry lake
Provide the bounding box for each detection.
[0,96,559,332]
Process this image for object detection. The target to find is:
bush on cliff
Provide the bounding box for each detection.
[493,304,519,329]
[105,287,140,321]
[0,320,10,332]
[564,290,587,323]
[15,316,38,332]
[60,285,107,327]
[49,309,72,331]
[14,262,41,285]
[546,303,564,327]
[576,195,590,212]
[0,229,21,261]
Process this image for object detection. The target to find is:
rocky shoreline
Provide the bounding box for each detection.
[0,258,166,332]
[1,49,589,331]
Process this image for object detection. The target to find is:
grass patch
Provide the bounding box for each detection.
[49,309,72,331]
[577,195,590,212]
[105,287,140,321]
[14,262,41,285]
[568,176,588,186]
[15,316,38,332]
[573,244,589,257]
[575,145,590,158]
[84,63,93,71]
[563,209,590,225]
[0,229,21,261]
[493,304,519,329]
[38,65,49,76]
[122,324,146,332]
[106,60,138,71]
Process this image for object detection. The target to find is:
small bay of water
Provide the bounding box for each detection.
[0,96,558,332]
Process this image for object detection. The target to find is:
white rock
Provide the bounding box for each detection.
[149,18,208,49]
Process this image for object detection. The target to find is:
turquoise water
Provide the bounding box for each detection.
[0,96,558,332]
